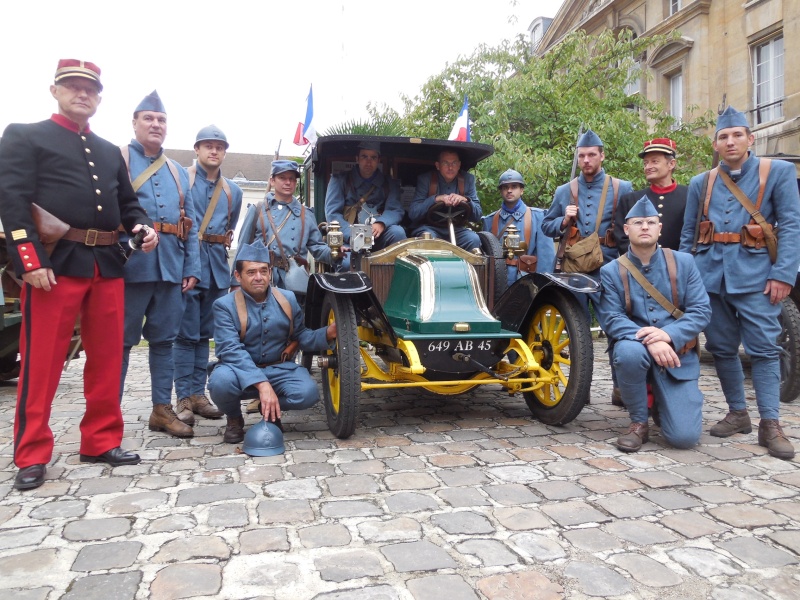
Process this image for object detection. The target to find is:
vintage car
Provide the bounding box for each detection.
[299,135,599,439]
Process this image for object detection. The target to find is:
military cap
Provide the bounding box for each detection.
[498,169,525,188]
[638,138,677,158]
[195,125,229,149]
[357,141,381,154]
[625,196,660,220]
[135,90,166,114]
[237,240,271,265]
[54,58,103,91]
[715,106,749,132]
[271,160,301,177]
[577,129,603,148]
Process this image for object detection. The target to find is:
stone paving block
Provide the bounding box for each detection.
[312,585,401,599]
[640,490,702,510]
[2,589,51,600]
[474,450,514,464]
[257,499,314,524]
[766,530,800,555]
[492,507,551,530]
[135,475,179,490]
[611,552,683,587]
[697,444,753,460]
[175,482,254,506]
[299,523,351,548]
[766,500,800,521]
[29,499,87,520]
[711,585,773,600]
[508,448,554,462]
[708,505,787,528]
[314,550,384,582]
[62,571,142,600]
[531,481,587,500]
[29,481,71,497]
[0,505,20,526]
[321,500,383,518]
[685,485,753,504]
[716,536,798,567]
[540,500,611,527]
[358,517,421,543]
[380,540,457,572]
[437,487,491,508]
[326,474,381,495]
[670,465,728,483]
[331,449,370,462]
[428,454,476,468]
[385,457,426,471]
[150,563,221,599]
[62,517,131,541]
[0,548,60,588]
[578,474,642,494]
[482,483,538,505]
[542,460,597,477]
[669,547,741,576]
[151,535,230,562]
[605,520,677,545]
[238,464,284,482]
[661,511,728,538]
[431,511,495,535]
[406,574,478,600]
[773,471,800,487]
[584,457,630,471]
[207,502,249,527]
[564,561,633,597]
[711,460,763,478]
[339,459,386,475]
[629,470,688,488]
[456,538,519,566]
[75,477,132,496]
[593,494,659,518]
[264,478,323,499]
[476,570,564,600]
[738,479,798,500]
[435,468,490,487]
[384,491,439,513]
[757,573,800,600]
[510,533,567,561]
[146,514,196,533]
[103,491,168,514]
[72,541,142,571]
[562,527,620,552]
[287,462,337,477]
[239,527,290,554]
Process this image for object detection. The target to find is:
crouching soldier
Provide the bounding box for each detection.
[597,197,711,452]
[207,241,336,446]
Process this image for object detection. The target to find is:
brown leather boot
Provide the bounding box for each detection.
[223,416,245,444]
[175,398,196,426]
[149,404,194,438]
[709,409,752,437]
[246,398,261,414]
[616,422,649,453]
[189,394,224,419]
[758,419,795,460]
[611,387,624,407]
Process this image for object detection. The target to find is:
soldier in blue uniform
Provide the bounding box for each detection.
[173,125,243,427]
[408,149,483,251]
[208,241,336,444]
[120,90,201,438]
[325,141,406,260]
[598,197,711,452]
[234,160,331,291]
[679,106,800,459]
[481,169,555,287]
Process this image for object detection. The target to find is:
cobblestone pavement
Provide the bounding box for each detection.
[0,343,798,600]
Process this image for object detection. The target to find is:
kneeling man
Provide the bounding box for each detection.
[208,241,336,443]
[597,197,711,452]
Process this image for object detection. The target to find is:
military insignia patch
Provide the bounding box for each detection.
[11,229,27,240]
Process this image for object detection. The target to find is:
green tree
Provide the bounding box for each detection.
[322,103,407,136]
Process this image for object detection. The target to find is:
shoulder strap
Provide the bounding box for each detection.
[163,157,185,211]
[703,168,719,217]
[457,172,465,196]
[717,167,778,262]
[611,177,620,220]
[756,158,773,210]
[491,211,501,236]
[618,253,685,319]
[234,290,248,342]
[130,153,167,192]
[270,287,294,338]
[593,175,611,234]
[428,171,438,198]
[618,260,632,317]
[569,178,579,205]
[189,166,234,230]
[257,202,268,243]
[265,206,293,259]
[663,248,680,308]
[522,206,532,243]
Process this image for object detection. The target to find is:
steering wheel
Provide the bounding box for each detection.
[426,201,469,228]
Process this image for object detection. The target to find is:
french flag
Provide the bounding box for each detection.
[293,85,317,146]
[448,96,470,142]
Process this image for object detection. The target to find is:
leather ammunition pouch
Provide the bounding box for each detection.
[177,215,193,242]
[518,254,538,274]
[602,228,616,248]
[697,220,714,245]
[741,222,776,251]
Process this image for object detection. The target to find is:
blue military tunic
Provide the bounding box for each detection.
[597,247,711,448]
[542,169,633,266]
[325,166,406,248]
[207,286,332,417]
[482,200,555,286]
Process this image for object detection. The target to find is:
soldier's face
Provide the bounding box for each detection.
[642,153,676,184]
[435,152,461,183]
[500,183,523,204]
[236,261,271,299]
[624,217,662,249]
[713,127,754,168]
[195,141,227,171]
[356,150,380,179]
[51,78,101,123]
[270,172,298,201]
[133,111,167,150]
[577,147,604,177]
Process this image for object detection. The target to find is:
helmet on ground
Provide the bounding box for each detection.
[498,169,525,189]
[242,420,285,456]
[195,124,229,149]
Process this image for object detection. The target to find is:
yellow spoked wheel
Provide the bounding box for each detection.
[320,292,360,438]
[522,289,593,425]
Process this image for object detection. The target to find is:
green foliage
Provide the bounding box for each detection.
[323,103,407,137]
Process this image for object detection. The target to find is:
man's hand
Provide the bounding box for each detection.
[646,340,681,368]
[372,222,386,239]
[764,279,792,305]
[562,204,578,229]
[326,322,337,342]
[22,268,56,291]
[132,224,158,253]
[255,380,281,423]
[636,326,672,346]
[182,276,198,293]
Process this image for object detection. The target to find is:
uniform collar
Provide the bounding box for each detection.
[626,244,662,268]
[720,151,757,177]
[129,138,163,158]
[51,113,90,134]
[501,199,526,219]
[579,168,606,186]
[267,192,302,215]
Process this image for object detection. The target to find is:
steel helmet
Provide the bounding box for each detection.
[242,420,285,457]
[195,124,229,149]
[498,169,525,189]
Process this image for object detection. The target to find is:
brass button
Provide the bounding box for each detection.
[89,161,95,167]
[85,148,91,154]
[26,263,33,267]
[97,205,103,211]
[95,189,101,195]
[93,175,98,181]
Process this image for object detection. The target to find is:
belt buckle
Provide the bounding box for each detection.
[84,229,100,246]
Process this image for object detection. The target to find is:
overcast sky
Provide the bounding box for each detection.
[1,0,563,156]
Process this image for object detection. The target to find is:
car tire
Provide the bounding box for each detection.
[779,296,800,403]
[522,288,593,425]
[477,230,508,308]
[320,291,360,438]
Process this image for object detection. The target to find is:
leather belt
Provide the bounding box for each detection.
[62,228,119,246]
[505,258,518,266]
[256,359,284,368]
[200,233,228,244]
[152,222,180,235]
[713,232,741,243]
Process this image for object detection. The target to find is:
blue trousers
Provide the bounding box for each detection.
[207,362,319,418]
[411,225,480,251]
[120,281,182,405]
[174,286,226,399]
[705,282,782,420]
[613,340,702,449]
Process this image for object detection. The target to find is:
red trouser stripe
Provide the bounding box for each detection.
[14,266,125,468]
